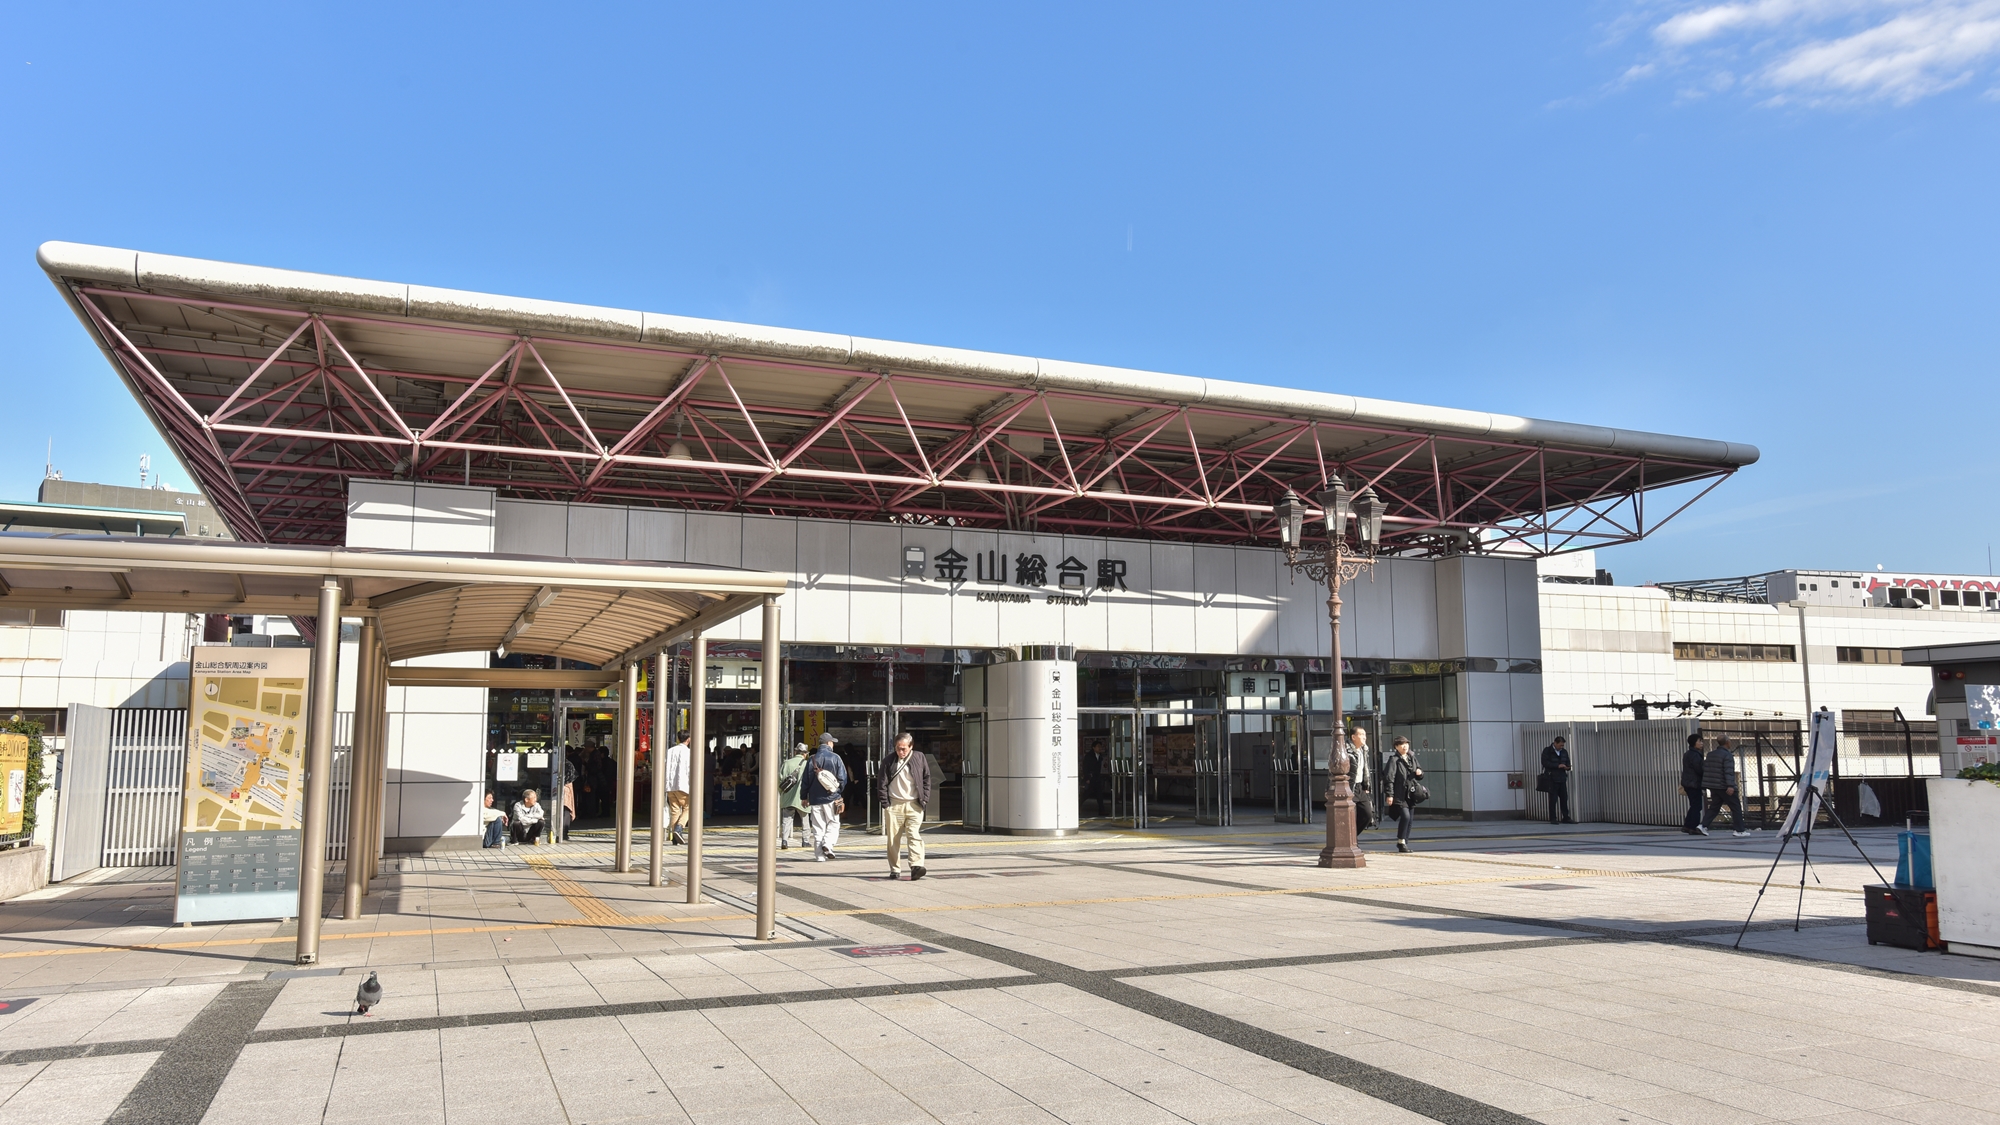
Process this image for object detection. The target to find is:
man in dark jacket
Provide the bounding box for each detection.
[1702,735,1750,837]
[1680,733,1708,835]
[1540,736,1575,825]
[804,733,850,860]
[876,732,936,880]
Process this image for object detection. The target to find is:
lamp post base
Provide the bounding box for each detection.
[1318,776,1367,869]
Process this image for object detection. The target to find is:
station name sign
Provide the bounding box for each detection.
[908,546,1133,605]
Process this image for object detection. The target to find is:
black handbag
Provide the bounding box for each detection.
[1353,783,1377,829]
[1407,777,1432,806]
[1535,771,1555,794]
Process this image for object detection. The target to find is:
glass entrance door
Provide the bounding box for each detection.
[1272,715,1312,824]
[788,708,882,828]
[1109,714,1142,828]
[1191,715,1229,826]
[1080,712,1142,828]
[960,714,987,831]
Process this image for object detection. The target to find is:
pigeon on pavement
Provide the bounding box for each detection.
[355,971,383,1016]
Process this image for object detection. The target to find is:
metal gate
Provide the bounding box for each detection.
[55,705,353,879]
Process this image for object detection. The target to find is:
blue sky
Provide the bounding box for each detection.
[2,2,1995,583]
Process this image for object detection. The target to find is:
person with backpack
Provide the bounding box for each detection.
[778,742,810,849]
[1383,735,1425,853]
[803,732,849,861]
[1680,732,1708,836]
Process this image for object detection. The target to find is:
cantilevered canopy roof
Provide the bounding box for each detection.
[0,534,785,667]
[40,241,1759,556]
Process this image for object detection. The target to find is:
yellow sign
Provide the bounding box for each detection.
[0,733,29,837]
[802,710,826,748]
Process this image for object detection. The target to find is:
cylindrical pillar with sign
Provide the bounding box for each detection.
[981,645,1079,835]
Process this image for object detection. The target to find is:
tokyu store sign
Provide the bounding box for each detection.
[175,647,311,924]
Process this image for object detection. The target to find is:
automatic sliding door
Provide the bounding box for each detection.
[1192,715,1229,826]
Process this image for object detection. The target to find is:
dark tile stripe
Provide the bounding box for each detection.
[105,980,285,1125]
[1109,935,1597,977]
[772,881,1539,1125]
[1036,854,2000,998]
[246,973,1034,1042]
[0,1038,175,1067]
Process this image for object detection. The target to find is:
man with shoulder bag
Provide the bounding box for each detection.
[804,732,849,861]
[876,732,936,880]
[1344,727,1377,832]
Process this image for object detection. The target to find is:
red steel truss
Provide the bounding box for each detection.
[69,285,1736,552]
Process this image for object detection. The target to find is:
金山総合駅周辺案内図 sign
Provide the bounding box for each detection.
[175,646,312,924]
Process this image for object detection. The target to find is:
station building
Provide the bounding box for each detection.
[20,240,1776,850]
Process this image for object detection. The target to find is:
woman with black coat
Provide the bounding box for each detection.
[1383,735,1424,853]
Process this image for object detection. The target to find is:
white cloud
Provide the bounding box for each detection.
[1630,0,2000,105]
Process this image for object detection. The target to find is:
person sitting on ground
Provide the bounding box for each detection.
[480,790,508,848]
[511,788,547,845]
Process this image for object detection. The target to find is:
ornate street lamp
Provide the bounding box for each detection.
[1276,477,1383,869]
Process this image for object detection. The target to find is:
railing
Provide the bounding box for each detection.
[58,706,353,878]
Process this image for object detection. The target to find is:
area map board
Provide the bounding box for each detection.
[175,646,312,924]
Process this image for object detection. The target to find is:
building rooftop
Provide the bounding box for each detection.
[41,241,1758,552]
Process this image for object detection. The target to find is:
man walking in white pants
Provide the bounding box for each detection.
[804,732,849,861]
[876,732,935,880]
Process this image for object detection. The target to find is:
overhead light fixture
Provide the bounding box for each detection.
[966,465,991,484]
[666,441,693,462]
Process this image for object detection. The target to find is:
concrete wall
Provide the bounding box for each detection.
[348,482,496,846]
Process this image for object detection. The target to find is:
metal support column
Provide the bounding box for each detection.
[687,632,706,904]
[649,651,669,887]
[366,641,388,880]
[756,599,780,940]
[615,659,638,873]
[343,619,380,920]
[295,578,343,964]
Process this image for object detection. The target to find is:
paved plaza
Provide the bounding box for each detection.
[1,818,1995,1125]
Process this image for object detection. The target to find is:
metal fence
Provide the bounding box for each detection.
[1520,719,1699,827]
[55,705,352,879]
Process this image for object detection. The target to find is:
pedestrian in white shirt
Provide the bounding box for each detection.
[660,730,692,845]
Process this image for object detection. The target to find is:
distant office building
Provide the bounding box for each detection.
[1538,555,2000,776]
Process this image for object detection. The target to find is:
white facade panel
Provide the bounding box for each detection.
[626,508,686,561]
[1149,543,1197,655]
[565,504,629,560]
[1348,566,1395,660]
[494,499,568,556]
[1235,548,1279,654]
[1191,547,1238,655]
[682,513,744,568]
[410,485,496,553]
[847,524,903,646]
[792,520,851,645]
[1503,559,1541,659]
[1461,558,1511,659]
[1435,557,1467,660]
[346,482,418,550]
[1105,544,1154,653]
[1389,558,1440,661]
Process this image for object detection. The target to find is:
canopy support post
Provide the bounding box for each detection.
[687,632,706,904]
[343,619,379,920]
[615,659,638,873]
[756,598,780,940]
[296,577,342,964]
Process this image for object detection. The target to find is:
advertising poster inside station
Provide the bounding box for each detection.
[175,646,312,924]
